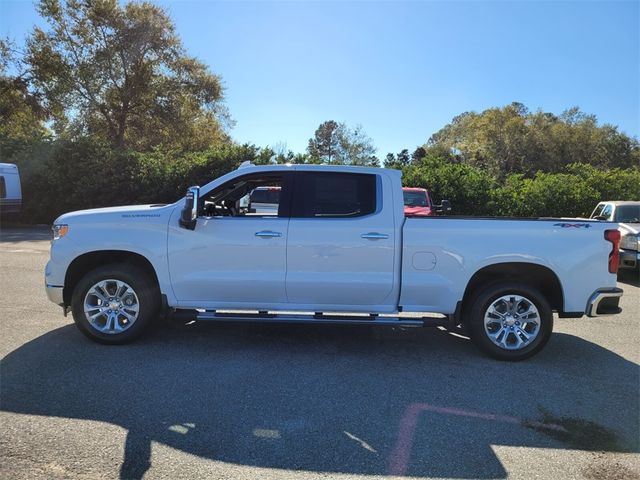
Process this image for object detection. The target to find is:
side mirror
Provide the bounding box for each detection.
[593,215,607,221]
[179,186,199,230]
[436,199,452,214]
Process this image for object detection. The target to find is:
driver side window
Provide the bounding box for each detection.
[200,172,291,218]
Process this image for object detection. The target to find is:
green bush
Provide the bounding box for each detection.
[133,144,259,204]
[565,163,640,202]
[20,139,139,223]
[490,173,601,217]
[402,156,496,215]
[402,156,639,218]
[489,165,640,217]
[3,138,263,224]
[2,136,639,225]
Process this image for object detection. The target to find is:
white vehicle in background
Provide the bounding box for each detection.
[590,201,640,271]
[45,163,624,361]
[249,186,281,215]
[0,163,22,218]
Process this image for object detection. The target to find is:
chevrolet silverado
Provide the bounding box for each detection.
[45,163,623,360]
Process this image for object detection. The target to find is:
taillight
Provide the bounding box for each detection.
[604,229,621,274]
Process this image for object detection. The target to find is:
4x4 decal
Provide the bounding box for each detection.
[553,223,591,228]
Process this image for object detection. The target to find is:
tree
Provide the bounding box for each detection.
[425,102,640,177]
[25,0,230,150]
[307,120,378,166]
[383,148,411,170]
[411,146,426,164]
[383,152,396,168]
[396,149,410,166]
[338,124,377,166]
[307,120,341,163]
[0,39,49,139]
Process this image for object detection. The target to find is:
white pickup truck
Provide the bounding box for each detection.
[45,163,623,360]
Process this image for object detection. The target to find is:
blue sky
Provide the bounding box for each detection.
[1,0,638,156]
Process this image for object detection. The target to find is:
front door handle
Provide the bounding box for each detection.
[361,232,389,240]
[255,230,282,238]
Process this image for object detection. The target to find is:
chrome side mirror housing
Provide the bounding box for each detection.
[179,186,199,230]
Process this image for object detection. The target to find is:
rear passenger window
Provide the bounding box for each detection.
[293,172,377,218]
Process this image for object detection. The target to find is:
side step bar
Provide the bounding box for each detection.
[170,310,447,328]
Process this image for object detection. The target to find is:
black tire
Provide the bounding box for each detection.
[466,282,553,361]
[71,264,160,344]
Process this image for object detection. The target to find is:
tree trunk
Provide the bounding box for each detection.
[114,103,128,149]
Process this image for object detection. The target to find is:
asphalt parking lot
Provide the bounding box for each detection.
[1,227,639,480]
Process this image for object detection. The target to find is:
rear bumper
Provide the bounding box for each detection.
[586,288,623,317]
[45,283,64,306]
[619,249,639,270]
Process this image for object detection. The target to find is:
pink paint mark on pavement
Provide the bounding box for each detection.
[387,402,566,476]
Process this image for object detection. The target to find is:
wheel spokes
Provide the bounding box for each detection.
[115,281,128,299]
[516,326,530,341]
[119,309,136,324]
[484,294,541,351]
[111,313,124,332]
[87,309,106,322]
[83,279,140,334]
[92,286,108,303]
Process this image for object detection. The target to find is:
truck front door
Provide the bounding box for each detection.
[168,171,292,308]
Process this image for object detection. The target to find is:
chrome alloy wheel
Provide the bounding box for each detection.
[483,294,541,350]
[83,279,140,334]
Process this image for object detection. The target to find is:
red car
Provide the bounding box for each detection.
[402,187,433,216]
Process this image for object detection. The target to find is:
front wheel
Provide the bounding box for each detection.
[466,282,553,361]
[71,264,159,344]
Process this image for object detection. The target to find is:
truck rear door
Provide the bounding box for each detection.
[285,171,397,308]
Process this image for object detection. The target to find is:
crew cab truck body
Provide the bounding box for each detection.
[45,164,623,360]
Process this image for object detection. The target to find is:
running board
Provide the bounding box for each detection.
[170,310,446,327]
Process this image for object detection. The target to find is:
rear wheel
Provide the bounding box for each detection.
[466,282,553,361]
[71,264,159,344]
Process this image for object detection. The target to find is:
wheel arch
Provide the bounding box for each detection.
[461,262,564,315]
[63,250,160,306]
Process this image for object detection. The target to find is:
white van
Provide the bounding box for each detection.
[0,163,22,217]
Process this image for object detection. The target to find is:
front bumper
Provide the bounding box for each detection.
[586,288,623,317]
[45,283,64,306]
[619,248,640,270]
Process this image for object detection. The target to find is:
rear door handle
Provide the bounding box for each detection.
[361,232,389,240]
[255,230,282,238]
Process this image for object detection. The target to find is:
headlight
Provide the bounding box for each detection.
[52,224,69,240]
[620,234,639,251]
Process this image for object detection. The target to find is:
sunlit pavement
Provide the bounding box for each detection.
[1,228,638,480]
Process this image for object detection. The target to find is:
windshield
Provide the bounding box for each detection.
[403,191,428,207]
[614,205,640,223]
